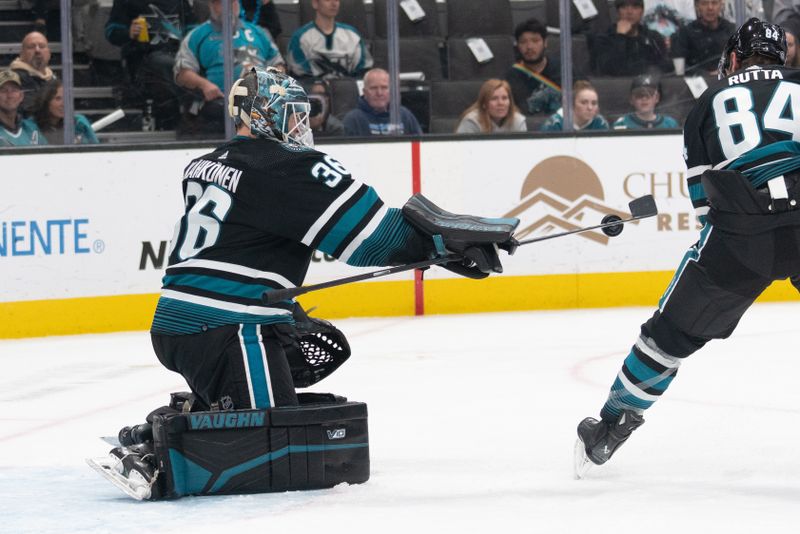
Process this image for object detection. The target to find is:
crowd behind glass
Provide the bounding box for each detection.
[1,0,796,147]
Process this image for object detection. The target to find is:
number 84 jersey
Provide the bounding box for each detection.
[683,65,800,222]
[152,136,427,335]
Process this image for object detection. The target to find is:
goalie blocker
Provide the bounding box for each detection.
[92,393,370,500]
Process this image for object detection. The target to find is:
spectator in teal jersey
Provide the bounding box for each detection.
[541,80,609,132]
[174,0,284,132]
[0,70,46,147]
[613,74,679,129]
[32,80,99,144]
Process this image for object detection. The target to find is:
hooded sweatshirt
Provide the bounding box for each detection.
[342,96,422,136]
[10,57,55,112]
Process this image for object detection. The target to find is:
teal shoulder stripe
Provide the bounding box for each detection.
[318,187,380,256]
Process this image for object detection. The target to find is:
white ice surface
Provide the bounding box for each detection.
[1,303,799,534]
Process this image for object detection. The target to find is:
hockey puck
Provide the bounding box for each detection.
[601,214,624,237]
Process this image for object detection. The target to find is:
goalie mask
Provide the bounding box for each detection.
[718,17,786,78]
[227,67,314,148]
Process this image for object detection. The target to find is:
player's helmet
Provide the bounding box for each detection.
[717,17,786,78]
[227,67,314,148]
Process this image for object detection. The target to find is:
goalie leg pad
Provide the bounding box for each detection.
[151,396,369,499]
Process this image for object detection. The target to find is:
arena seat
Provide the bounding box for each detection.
[371,37,445,81]
[445,0,512,38]
[429,79,483,133]
[544,0,611,35]
[446,35,515,80]
[329,77,360,120]
[373,0,441,38]
[544,34,592,80]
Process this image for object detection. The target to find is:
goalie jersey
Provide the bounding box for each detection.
[152,136,427,335]
[683,65,800,221]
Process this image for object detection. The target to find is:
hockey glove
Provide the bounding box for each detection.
[442,244,503,279]
[402,194,519,279]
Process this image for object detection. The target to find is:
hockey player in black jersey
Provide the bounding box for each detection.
[575,18,800,478]
[90,66,519,499]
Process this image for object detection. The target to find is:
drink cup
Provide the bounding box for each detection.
[673,57,686,76]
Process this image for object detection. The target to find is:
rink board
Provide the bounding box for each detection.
[2,134,798,338]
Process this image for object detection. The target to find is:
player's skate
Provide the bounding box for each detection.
[574,410,644,479]
[87,443,159,500]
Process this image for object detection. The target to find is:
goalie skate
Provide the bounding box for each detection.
[86,447,158,500]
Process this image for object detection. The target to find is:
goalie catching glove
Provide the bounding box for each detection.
[402,194,519,279]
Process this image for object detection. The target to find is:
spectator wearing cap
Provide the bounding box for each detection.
[0,70,46,147]
[612,75,679,129]
[589,0,671,76]
[670,0,735,74]
[9,31,56,113]
[287,0,373,80]
[342,68,422,136]
[541,80,609,132]
[505,18,562,117]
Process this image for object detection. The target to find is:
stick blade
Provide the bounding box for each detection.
[628,194,658,218]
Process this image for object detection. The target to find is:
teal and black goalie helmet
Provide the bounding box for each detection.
[227,67,314,148]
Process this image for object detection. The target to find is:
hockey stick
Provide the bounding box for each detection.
[261,255,461,305]
[260,195,658,305]
[514,194,658,246]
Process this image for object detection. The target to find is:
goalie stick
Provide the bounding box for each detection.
[260,195,658,305]
[514,194,658,246]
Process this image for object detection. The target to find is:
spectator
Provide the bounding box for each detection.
[174,0,284,130]
[643,0,763,44]
[287,0,373,79]
[455,79,526,134]
[342,68,422,136]
[671,0,736,74]
[9,31,56,113]
[31,80,99,145]
[0,70,46,147]
[306,79,344,137]
[784,19,800,67]
[541,80,610,131]
[105,0,197,129]
[241,0,282,38]
[505,18,562,116]
[612,75,679,129]
[590,0,671,76]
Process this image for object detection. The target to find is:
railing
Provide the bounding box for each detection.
[0,0,767,148]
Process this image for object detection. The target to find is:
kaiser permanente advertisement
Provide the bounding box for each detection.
[1,134,795,337]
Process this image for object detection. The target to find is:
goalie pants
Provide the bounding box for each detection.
[152,323,298,411]
[600,222,800,421]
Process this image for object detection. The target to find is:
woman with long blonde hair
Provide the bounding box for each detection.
[455,78,527,134]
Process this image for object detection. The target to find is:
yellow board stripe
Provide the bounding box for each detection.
[1,273,797,339]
